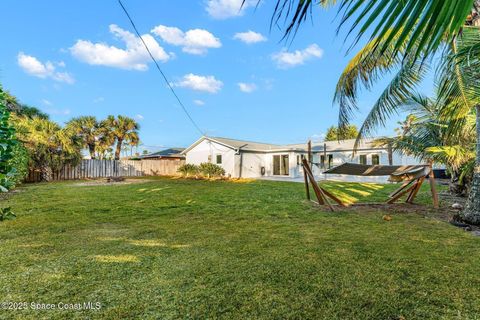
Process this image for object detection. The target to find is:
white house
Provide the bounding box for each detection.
[182,136,422,180]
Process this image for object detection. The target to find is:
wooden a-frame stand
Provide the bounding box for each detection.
[301,159,439,210]
[386,166,439,208]
[302,159,347,212]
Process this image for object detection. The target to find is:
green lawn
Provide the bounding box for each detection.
[1,178,479,319]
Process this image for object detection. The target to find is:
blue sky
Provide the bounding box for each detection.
[0,0,434,152]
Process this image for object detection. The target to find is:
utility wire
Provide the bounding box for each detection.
[117,0,205,136]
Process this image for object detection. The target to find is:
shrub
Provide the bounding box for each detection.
[0,207,15,222]
[8,144,29,187]
[177,163,199,177]
[0,89,19,192]
[198,163,225,178]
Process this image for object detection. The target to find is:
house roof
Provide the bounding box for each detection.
[289,138,381,152]
[141,148,185,159]
[182,136,386,154]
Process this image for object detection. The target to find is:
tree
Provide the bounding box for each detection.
[66,116,100,159]
[4,90,49,119]
[264,0,480,223]
[102,115,140,160]
[0,88,22,191]
[324,125,359,141]
[375,90,476,196]
[12,115,81,181]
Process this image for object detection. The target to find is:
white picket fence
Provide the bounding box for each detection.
[25,159,185,182]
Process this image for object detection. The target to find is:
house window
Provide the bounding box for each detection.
[327,154,333,168]
[320,155,325,168]
[372,154,380,165]
[359,155,367,165]
[216,154,222,164]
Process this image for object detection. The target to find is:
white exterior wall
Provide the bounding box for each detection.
[185,140,427,180]
[239,152,267,178]
[185,140,237,177]
[242,152,300,178]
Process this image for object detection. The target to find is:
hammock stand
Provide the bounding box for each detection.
[301,159,439,212]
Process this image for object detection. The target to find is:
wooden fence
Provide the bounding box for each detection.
[25,159,185,182]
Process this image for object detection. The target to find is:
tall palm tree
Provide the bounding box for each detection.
[66,116,99,159]
[263,0,480,223]
[103,115,140,160]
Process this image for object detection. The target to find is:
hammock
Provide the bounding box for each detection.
[301,160,439,210]
[322,162,430,181]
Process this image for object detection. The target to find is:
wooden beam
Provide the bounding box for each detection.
[303,167,310,201]
[319,185,348,207]
[428,164,439,209]
[405,178,420,203]
[307,140,312,164]
[389,178,415,198]
[303,160,324,205]
[302,159,334,211]
[387,182,418,204]
[407,177,425,204]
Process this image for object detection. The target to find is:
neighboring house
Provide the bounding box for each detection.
[182,136,421,179]
[140,148,185,160]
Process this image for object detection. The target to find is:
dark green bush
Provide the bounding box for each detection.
[198,162,225,178]
[0,88,19,191]
[177,163,199,177]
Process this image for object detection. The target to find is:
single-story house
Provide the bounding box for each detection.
[140,148,185,160]
[181,136,421,179]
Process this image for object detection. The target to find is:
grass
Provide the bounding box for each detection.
[0,178,479,319]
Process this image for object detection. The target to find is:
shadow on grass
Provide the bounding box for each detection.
[319,182,389,205]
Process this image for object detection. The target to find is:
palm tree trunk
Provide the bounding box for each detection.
[40,163,52,182]
[88,143,96,159]
[462,104,480,224]
[114,139,123,160]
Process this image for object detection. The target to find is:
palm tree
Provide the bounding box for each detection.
[12,115,81,181]
[264,0,480,223]
[103,115,139,160]
[375,90,476,195]
[66,116,99,159]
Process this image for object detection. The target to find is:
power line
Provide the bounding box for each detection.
[117,0,205,136]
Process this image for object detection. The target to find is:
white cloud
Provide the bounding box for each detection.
[272,44,324,69]
[70,24,170,71]
[233,31,267,44]
[151,25,221,55]
[238,82,257,93]
[206,0,256,19]
[193,99,205,106]
[135,114,144,120]
[17,52,75,84]
[41,99,52,106]
[93,97,105,103]
[173,73,223,93]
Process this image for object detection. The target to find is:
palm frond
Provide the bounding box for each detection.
[350,59,427,150]
[265,0,471,60]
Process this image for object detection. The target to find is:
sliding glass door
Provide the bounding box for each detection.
[273,155,289,176]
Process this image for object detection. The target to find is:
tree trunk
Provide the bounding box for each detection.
[114,139,123,160]
[88,143,96,159]
[40,163,52,182]
[461,104,480,224]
